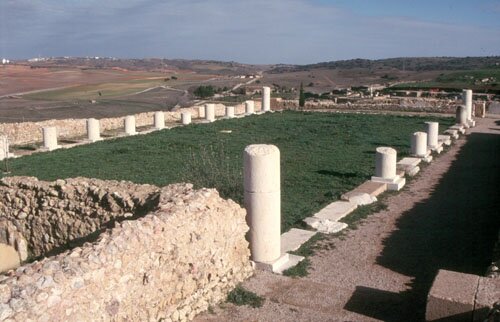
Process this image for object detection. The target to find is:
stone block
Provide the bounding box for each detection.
[303,217,348,234]
[341,180,387,199]
[253,253,305,275]
[397,157,421,170]
[280,228,316,254]
[371,175,405,191]
[313,201,357,221]
[474,277,500,322]
[438,135,452,146]
[342,192,377,206]
[406,166,420,177]
[426,269,479,321]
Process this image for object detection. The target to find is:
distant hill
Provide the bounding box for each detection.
[270,56,500,73]
[21,57,265,75]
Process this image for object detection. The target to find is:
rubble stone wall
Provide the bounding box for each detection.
[0,101,258,146]
[0,177,160,259]
[0,177,253,321]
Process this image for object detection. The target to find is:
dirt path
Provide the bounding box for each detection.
[196,116,500,322]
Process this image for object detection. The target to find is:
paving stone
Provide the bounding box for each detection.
[280,229,316,255]
[342,180,387,199]
[313,201,357,222]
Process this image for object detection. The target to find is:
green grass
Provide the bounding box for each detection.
[391,68,500,92]
[226,285,265,308]
[2,111,454,231]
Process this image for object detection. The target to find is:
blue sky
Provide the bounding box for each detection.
[1,0,499,64]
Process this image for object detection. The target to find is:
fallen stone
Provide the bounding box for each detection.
[303,217,348,234]
[341,192,377,206]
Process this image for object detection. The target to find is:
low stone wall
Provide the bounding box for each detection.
[0,177,160,259]
[274,98,459,114]
[0,177,253,321]
[0,101,258,146]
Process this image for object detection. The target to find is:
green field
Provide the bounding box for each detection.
[390,69,500,92]
[2,111,454,231]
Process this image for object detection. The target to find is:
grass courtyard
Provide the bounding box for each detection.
[2,111,454,231]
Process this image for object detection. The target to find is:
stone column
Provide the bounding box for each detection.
[456,105,467,126]
[371,147,405,191]
[480,102,486,118]
[425,122,439,149]
[181,111,191,125]
[463,89,473,121]
[245,100,255,115]
[225,106,235,118]
[154,111,165,130]
[205,104,215,122]
[42,127,60,150]
[124,115,137,135]
[244,144,281,263]
[411,132,428,157]
[262,87,271,112]
[0,136,12,161]
[198,105,205,118]
[87,118,102,142]
[375,147,396,179]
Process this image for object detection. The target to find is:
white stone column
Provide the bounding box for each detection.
[371,147,405,191]
[42,127,60,150]
[244,144,281,263]
[198,105,205,118]
[375,147,396,179]
[411,132,428,157]
[463,89,473,121]
[480,102,486,118]
[225,106,235,118]
[0,136,12,161]
[181,111,191,125]
[124,115,137,135]
[154,111,165,130]
[87,118,102,142]
[245,100,255,115]
[456,105,467,126]
[262,87,271,112]
[205,104,215,122]
[425,122,439,149]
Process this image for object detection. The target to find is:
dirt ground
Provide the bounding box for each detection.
[195,116,500,322]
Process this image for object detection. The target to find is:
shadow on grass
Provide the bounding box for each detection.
[345,132,500,321]
[316,170,358,178]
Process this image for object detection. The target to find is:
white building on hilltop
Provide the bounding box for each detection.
[2,58,10,64]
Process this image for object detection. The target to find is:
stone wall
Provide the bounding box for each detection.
[0,177,160,259]
[0,177,253,321]
[0,101,259,146]
[274,98,459,114]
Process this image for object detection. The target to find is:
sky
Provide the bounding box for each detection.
[1,0,500,64]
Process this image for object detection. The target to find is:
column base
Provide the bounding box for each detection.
[41,145,62,151]
[86,138,103,143]
[430,143,444,154]
[449,125,466,134]
[411,151,433,163]
[397,157,421,177]
[371,175,406,191]
[438,135,452,146]
[252,253,305,275]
